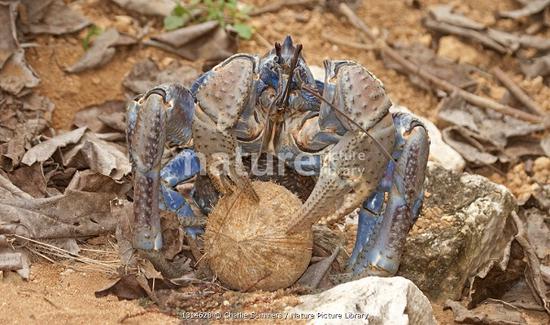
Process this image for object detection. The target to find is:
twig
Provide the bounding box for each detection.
[492,67,544,116]
[423,18,507,53]
[321,31,377,51]
[338,3,545,125]
[254,32,273,50]
[250,0,318,16]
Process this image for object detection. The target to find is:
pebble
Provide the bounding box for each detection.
[91,77,101,85]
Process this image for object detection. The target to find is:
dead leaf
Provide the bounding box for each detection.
[95,274,148,300]
[429,4,485,30]
[67,170,130,196]
[501,279,546,311]
[0,1,19,68]
[487,29,550,52]
[111,198,135,266]
[499,0,550,19]
[62,131,130,180]
[424,17,507,53]
[0,172,32,200]
[520,54,550,78]
[442,127,499,165]
[21,127,86,166]
[444,299,527,324]
[73,100,126,133]
[146,21,238,62]
[66,28,120,73]
[110,0,176,17]
[95,273,177,301]
[438,94,546,165]
[123,59,199,95]
[0,189,117,239]
[382,43,476,92]
[0,49,40,95]
[20,0,90,35]
[297,246,340,289]
[8,163,47,198]
[0,248,30,279]
[46,238,80,255]
[511,211,550,313]
[0,93,53,170]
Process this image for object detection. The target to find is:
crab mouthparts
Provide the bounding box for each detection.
[278,43,303,108]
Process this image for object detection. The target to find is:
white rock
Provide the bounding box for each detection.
[286,276,436,325]
[390,105,465,171]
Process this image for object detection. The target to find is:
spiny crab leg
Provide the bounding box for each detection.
[127,84,195,250]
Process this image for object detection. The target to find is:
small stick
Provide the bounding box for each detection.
[254,32,272,50]
[492,67,544,116]
[338,3,545,125]
[250,0,318,16]
[321,31,377,51]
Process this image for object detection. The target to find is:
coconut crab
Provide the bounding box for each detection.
[127,36,429,278]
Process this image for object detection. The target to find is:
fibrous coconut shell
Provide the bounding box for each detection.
[204,181,312,291]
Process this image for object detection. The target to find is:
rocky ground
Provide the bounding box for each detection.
[1,0,549,324]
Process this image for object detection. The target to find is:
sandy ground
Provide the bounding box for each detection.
[3,0,549,324]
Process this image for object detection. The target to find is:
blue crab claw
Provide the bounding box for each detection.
[127,84,195,250]
[348,113,429,276]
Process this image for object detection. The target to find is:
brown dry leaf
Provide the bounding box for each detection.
[0,172,32,200]
[0,93,53,171]
[95,274,148,300]
[66,28,120,73]
[73,100,126,133]
[0,1,19,68]
[8,162,47,198]
[487,29,550,52]
[146,21,238,62]
[520,54,550,78]
[424,17,507,53]
[66,170,130,196]
[62,131,130,180]
[499,0,550,19]
[429,4,485,30]
[123,59,199,95]
[381,43,476,92]
[438,94,545,164]
[511,211,550,314]
[0,50,40,95]
[0,189,117,239]
[111,198,135,266]
[441,127,499,165]
[444,299,527,324]
[425,5,550,53]
[21,127,86,166]
[95,272,177,301]
[20,0,90,35]
[0,248,30,279]
[297,246,340,289]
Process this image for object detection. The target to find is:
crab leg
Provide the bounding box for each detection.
[127,84,195,250]
[348,113,429,276]
[287,60,395,233]
[192,54,261,203]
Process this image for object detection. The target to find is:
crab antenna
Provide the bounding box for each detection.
[280,44,303,107]
[274,42,282,62]
[300,84,398,164]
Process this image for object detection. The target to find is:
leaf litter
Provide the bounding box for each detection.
[0,0,549,323]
